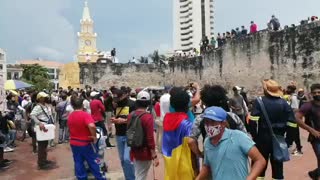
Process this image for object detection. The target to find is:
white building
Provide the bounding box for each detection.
[0,49,7,81]
[173,0,214,52]
[18,59,63,89]
[0,49,7,111]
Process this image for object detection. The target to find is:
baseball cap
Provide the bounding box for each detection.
[90,91,100,97]
[37,92,49,100]
[137,91,150,101]
[203,106,227,122]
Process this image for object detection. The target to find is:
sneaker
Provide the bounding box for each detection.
[38,163,57,170]
[308,169,318,180]
[2,159,13,165]
[292,150,303,156]
[0,162,10,170]
[10,143,17,148]
[4,147,14,153]
[45,160,56,165]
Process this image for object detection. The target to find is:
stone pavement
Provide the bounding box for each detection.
[0,129,317,180]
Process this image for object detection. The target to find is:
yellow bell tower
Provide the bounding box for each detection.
[77,1,99,63]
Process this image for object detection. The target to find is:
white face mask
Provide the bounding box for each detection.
[205,125,221,138]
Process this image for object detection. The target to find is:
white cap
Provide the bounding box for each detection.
[90,91,100,97]
[137,91,150,101]
[234,86,242,91]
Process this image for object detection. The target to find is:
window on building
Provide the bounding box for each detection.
[7,72,12,80]
[0,54,4,61]
[13,72,19,79]
[201,0,206,36]
[47,68,55,74]
[49,74,55,80]
[0,64,3,70]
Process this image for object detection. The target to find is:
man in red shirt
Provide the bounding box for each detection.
[250,21,258,34]
[68,96,106,180]
[90,92,114,147]
[128,91,159,180]
[90,91,105,123]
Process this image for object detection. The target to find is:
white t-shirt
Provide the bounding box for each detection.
[66,104,74,113]
[290,94,299,110]
[83,99,91,114]
[160,93,171,122]
[21,100,30,108]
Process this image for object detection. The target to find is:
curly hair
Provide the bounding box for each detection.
[200,84,230,111]
[311,84,320,92]
[170,87,190,113]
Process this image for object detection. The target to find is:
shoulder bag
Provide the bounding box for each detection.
[257,97,290,162]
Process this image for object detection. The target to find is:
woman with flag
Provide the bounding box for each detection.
[162,87,195,180]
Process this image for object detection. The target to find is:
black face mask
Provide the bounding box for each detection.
[117,98,128,107]
[313,95,320,101]
[113,97,120,103]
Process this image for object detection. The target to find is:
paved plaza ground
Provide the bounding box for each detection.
[0,129,317,180]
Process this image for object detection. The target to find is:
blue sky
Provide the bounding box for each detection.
[0,0,319,63]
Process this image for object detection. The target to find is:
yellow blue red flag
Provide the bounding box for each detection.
[162,112,194,180]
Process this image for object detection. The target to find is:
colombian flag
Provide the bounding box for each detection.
[162,112,194,180]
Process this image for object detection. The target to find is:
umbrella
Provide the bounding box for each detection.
[4,80,33,90]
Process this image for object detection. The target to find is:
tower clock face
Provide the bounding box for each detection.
[85,40,91,46]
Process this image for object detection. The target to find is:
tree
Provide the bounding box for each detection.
[21,64,52,91]
[139,56,149,64]
[149,50,160,65]
[149,50,167,66]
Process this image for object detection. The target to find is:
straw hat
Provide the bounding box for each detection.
[36,92,49,100]
[262,79,283,97]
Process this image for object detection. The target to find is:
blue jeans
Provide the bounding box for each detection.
[116,136,135,180]
[71,144,106,180]
[6,129,16,146]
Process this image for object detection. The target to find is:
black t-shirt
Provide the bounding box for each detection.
[104,97,114,112]
[114,99,136,136]
[299,102,320,142]
[111,50,116,56]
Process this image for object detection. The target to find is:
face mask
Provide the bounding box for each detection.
[205,125,221,138]
[313,95,320,101]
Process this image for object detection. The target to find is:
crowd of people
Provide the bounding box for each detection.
[0,80,320,180]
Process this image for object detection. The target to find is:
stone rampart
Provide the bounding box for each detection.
[79,21,320,91]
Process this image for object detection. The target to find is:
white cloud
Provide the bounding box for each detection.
[33,46,64,60]
[0,0,76,62]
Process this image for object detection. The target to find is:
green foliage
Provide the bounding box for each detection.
[21,64,52,91]
[149,50,166,65]
[139,56,149,63]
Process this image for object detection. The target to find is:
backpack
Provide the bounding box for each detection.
[274,18,280,28]
[126,111,147,148]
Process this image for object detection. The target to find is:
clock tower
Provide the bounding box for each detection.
[77,1,99,62]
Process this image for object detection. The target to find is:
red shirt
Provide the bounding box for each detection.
[128,110,155,161]
[90,99,105,122]
[68,111,95,146]
[154,102,161,117]
[250,24,258,34]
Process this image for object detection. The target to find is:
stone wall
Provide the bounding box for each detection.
[79,21,320,91]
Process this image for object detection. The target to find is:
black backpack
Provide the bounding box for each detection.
[126,111,147,148]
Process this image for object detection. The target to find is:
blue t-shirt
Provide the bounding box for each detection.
[204,129,255,180]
